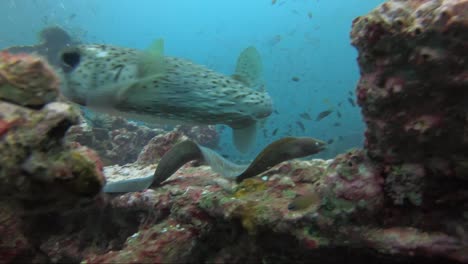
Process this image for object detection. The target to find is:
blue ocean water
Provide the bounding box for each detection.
[0,0,385,161]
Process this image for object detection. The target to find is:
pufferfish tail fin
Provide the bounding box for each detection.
[231,46,263,88]
[137,38,166,78]
[232,121,257,153]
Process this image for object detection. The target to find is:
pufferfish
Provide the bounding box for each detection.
[58,40,273,152]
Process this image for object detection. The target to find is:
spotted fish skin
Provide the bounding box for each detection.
[59,45,141,106]
[59,44,273,134]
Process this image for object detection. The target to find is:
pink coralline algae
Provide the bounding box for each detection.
[363,227,462,256]
[86,221,202,264]
[0,203,32,263]
[176,124,220,149]
[0,53,105,203]
[324,150,384,214]
[351,0,468,210]
[352,0,468,165]
[0,52,59,107]
[65,116,162,166]
[65,114,220,166]
[136,131,190,165]
[403,114,443,134]
[1,1,468,264]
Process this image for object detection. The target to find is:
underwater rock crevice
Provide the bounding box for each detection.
[46,119,75,143]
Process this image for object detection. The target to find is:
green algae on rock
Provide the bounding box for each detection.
[0,52,59,108]
[0,52,105,204]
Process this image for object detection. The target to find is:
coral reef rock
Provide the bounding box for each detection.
[1,1,468,263]
[0,52,59,108]
[65,113,220,166]
[0,52,105,262]
[136,131,190,165]
[0,52,105,205]
[351,0,468,215]
[66,115,163,166]
[29,155,468,263]
[176,124,220,149]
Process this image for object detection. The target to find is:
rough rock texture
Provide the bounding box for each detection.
[0,53,105,203]
[0,52,105,262]
[10,155,465,263]
[65,114,220,166]
[1,1,468,263]
[66,117,162,166]
[0,52,59,107]
[352,0,468,167]
[136,131,190,165]
[351,0,468,230]
[176,124,220,149]
[3,26,81,68]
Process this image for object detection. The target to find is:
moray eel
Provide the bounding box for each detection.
[153,137,326,186]
[234,137,326,183]
[153,141,202,186]
[58,40,272,152]
[103,137,325,192]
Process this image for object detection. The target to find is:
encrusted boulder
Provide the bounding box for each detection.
[66,116,162,166]
[351,0,468,209]
[176,124,220,149]
[0,52,105,203]
[0,52,59,108]
[65,113,220,166]
[136,131,190,165]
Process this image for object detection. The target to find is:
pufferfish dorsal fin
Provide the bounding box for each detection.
[231,46,262,88]
[137,38,166,78]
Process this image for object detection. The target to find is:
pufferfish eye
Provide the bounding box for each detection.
[60,47,81,73]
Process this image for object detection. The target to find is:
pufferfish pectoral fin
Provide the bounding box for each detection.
[232,121,257,153]
[231,46,263,88]
[137,38,166,78]
[84,79,137,107]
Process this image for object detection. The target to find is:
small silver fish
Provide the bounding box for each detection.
[58,40,273,152]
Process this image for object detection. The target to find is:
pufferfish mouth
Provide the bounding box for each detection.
[60,47,81,73]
